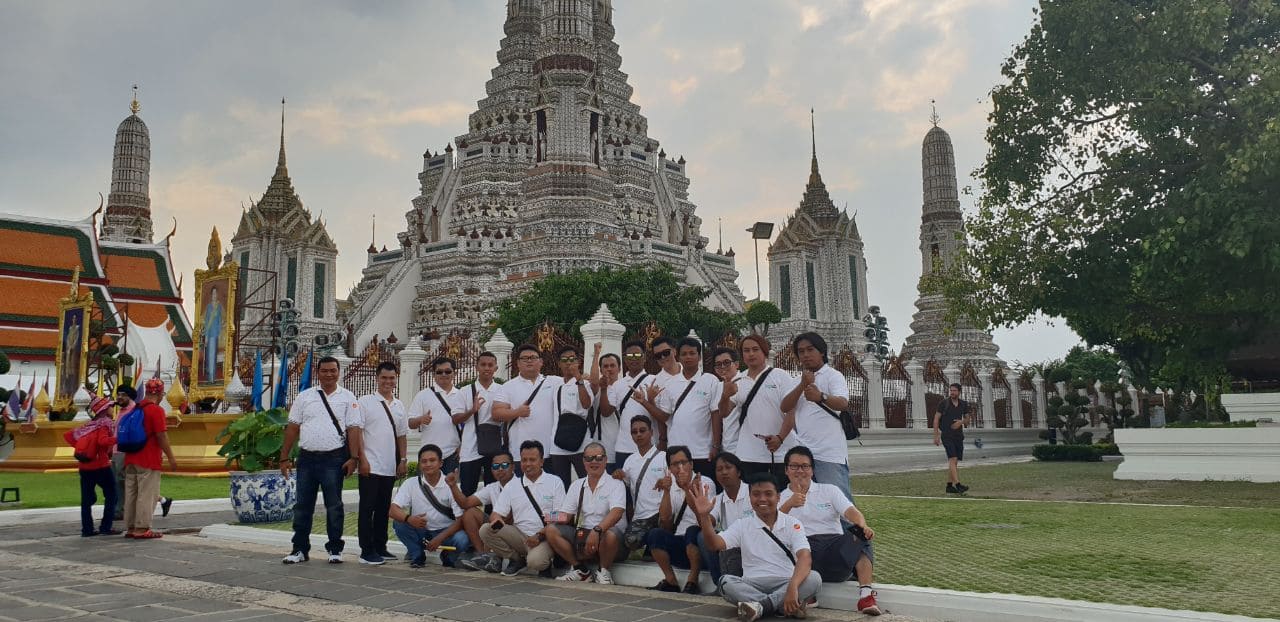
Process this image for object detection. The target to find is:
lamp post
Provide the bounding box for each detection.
[863,305,890,362]
[747,222,774,301]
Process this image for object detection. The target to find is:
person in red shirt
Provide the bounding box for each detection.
[121,380,177,539]
[64,396,120,537]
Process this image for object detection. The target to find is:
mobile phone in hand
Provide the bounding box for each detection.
[492,519,504,531]
[849,524,867,540]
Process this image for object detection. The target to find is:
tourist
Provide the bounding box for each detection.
[493,344,563,475]
[630,336,681,447]
[389,444,470,568]
[65,395,119,537]
[349,361,408,565]
[449,448,516,572]
[689,472,822,621]
[613,415,666,553]
[457,351,502,496]
[407,356,466,475]
[279,356,359,564]
[599,340,656,467]
[479,440,563,576]
[711,347,744,455]
[644,445,716,594]
[654,337,722,480]
[933,382,972,494]
[548,345,594,488]
[545,442,626,584]
[719,335,798,483]
[778,446,880,615]
[781,332,855,504]
[587,344,622,469]
[698,451,750,585]
[121,380,177,540]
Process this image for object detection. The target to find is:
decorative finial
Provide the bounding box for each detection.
[69,265,82,296]
[277,97,287,168]
[206,227,222,271]
[130,84,140,115]
[930,99,940,127]
[810,107,816,159]
[717,217,723,253]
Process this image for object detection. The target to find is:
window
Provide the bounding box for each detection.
[848,255,859,313]
[805,261,817,320]
[313,262,326,318]
[779,265,792,318]
[286,257,297,301]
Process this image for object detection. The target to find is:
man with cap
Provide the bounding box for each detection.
[64,396,119,537]
[121,380,178,539]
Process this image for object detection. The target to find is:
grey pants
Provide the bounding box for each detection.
[720,572,822,616]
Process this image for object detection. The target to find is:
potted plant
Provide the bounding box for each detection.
[216,408,297,523]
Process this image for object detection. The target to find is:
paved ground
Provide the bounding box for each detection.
[0,515,914,622]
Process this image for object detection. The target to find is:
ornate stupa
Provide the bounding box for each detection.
[100,86,154,244]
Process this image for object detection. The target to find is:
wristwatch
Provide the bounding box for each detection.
[592,526,603,534]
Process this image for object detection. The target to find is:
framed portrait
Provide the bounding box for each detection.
[190,262,238,402]
[54,293,93,412]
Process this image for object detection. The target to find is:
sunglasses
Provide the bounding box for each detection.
[434,369,454,375]
[583,454,607,463]
[518,355,542,362]
[653,349,673,359]
[490,461,511,470]
[559,356,578,363]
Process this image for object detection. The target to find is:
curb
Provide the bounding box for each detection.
[0,490,361,527]
[198,523,1272,622]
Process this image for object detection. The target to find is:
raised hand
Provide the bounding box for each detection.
[654,473,672,491]
[446,471,458,487]
[803,383,823,403]
[471,396,486,414]
[800,370,815,387]
[645,383,664,403]
[722,377,738,398]
[687,476,714,515]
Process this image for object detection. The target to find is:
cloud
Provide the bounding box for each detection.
[667,76,699,102]
[710,45,745,73]
[798,5,827,31]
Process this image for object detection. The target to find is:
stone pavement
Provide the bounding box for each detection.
[0,531,915,622]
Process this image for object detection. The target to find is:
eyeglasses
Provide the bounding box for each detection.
[714,360,736,368]
[623,353,645,359]
[517,355,542,362]
[786,463,813,471]
[653,349,673,359]
[434,369,454,376]
[559,356,578,363]
[669,459,692,468]
[490,462,511,470]
[583,454,607,463]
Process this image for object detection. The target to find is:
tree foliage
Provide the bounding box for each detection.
[489,265,744,346]
[940,0,1280,388]
[744,300,783,335]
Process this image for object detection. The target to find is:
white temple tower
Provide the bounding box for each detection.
[100,88,154,244]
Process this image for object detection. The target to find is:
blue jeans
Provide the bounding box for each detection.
[812,459,854,505]
[292,449,347,555]
[79,467,116,535]
[393,521,470,566]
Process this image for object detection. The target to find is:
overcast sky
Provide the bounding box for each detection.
[0,0,1081,366]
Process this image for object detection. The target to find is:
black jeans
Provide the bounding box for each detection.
[293,449,347,555]
[357,474,395,555]
[79,466,116,535]
[458,457,495,497]
[548,454,585,489]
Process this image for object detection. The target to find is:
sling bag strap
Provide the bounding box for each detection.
[469,383,478,427]
[738,367,774,427]
[316,390,346,441]
[668,379,698,421]
[379,400,402,465]
[573,480,588,528]
[673,498,689,529]
[718,493,727,529]
[520,477,548,527]
[627,448,662,521]
[418,476,456,520]
[761,526,796,565]
[524,378,547,406]
[429,388,464,440]
[616,373,648,414]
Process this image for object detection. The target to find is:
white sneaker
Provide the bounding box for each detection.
[594,568,613,585]
[282,551,308,564]
[327,552,343,564]
[556,568,590,582]
[737,601,763,622]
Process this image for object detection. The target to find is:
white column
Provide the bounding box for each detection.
[1008,369,1023,428]
[580,304,626,367]
[1126,383,1141,419]
[685,329,702,348]
[904,359,927,430]
[1032,372,1046,428]
[484,329,514,381]
[862,353,885,428]
[978,367,995,429]
[398,338,428,400]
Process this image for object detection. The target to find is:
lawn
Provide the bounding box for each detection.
[0,471,359,510]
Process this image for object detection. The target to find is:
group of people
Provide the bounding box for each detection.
[281,330,905,620]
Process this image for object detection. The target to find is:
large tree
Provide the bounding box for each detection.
[489,265,743,347]
[943,0,1280,387]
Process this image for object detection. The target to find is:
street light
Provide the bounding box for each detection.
[747,222,774,301]
[863,305,891,362]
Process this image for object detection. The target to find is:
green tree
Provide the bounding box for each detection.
[939,0,1280,389]
[489,265,744,346]
[744,300,783,335]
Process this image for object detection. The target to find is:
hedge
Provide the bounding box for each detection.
[1033,443,1103,461]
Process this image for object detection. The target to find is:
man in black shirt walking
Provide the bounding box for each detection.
[932,383,971,494]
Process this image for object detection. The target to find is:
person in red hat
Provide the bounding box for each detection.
[121,379,177,539]
[64,396,120,537]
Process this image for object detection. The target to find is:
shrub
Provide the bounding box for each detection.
[216,408,292,472]
[1164,420,1258,428]
[406,461,419,478]
[1093,442,1121,456]
[1033,443,1102,461]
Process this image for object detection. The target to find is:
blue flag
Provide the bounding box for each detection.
[250,351,265,412]
[297,349,314,393]
[5,375,21,422]
[272,347,290,409]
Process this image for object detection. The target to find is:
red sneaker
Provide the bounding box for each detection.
[857,592,881,616]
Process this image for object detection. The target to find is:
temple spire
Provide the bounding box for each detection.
[130,84,140,115]
[930,99,940,127]
[276,97,287,171]
[807,107,823,186]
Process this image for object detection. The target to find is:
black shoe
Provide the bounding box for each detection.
[502,558,527,576]
[946,483,959,494]
[378,550,396,561]
[682,582,701,595]
[537,567,554,579]
[359,552,385,565]
[81,531,97,537]
[160,496,173,517]
[409,556,427,569]
[955,483,970,494]
[483,555,504,573]
[648,580,680,592]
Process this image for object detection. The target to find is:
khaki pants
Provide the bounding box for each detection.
[479,523,553,571]
[123,464,161,532]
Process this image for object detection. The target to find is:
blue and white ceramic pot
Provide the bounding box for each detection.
[229,471,297,523]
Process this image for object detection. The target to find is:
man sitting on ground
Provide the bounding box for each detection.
[612,416,667,554]
[689,472,822,621]
[448,449,517,572]
[479,441,564,576]
[645,445,716,594]
[545,442,626,584]
[389,444,471,568]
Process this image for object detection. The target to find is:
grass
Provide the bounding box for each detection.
[0,471,358,510]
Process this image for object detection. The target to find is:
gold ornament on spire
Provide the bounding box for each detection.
[206,227,222,270]
[130,84,140,115]
[930,99,941,127]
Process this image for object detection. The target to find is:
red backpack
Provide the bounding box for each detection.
[73,429,101,463]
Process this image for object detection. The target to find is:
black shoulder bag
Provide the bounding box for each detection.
[316,390,351,461]
[554,382,590,451]
[418,477,456,520]
[571,482,590,556]
[473,384,505,456]
[817,400,861,441]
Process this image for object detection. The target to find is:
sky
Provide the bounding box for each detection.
[0,0,1082,366]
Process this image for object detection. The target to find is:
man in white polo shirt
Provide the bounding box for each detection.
[655,337,722,480]
[456,351,502,496]
[612,415,666,552]
[407,357,468,474]
[781,332,855,505]
[547,345,594,488]
[600,340,656,467]
[690,472,822,621]
[720,334,799,483]
[479,440,565,576]
[492,345,564,474]
[349,361,408,565]
[389,444,470,568]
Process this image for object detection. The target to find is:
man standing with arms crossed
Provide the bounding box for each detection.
[933,383,972,494]
[349,361,408,565]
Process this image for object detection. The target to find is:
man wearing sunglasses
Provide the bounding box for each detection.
[599,340,657,468]
[407,357,470,475]
[548,345,594,488]
[493,344,564,474]
[448,449,516,572]
[630,336,680,448]
[545,442,626,584]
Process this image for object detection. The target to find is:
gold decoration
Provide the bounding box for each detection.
[206,227,222,271]
[190,254,239,404]
[34,385,51,423]
[166,378,187,412]
[535,321,555,354]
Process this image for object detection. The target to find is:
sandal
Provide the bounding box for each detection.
[133,530,163,539]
